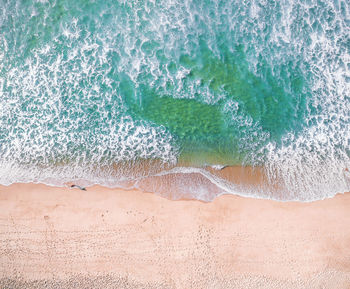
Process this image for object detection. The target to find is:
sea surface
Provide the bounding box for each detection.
[0,0,349,201]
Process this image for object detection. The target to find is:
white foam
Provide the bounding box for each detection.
[0,0,349,202]
[261,0,350,200]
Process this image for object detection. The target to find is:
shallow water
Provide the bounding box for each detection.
[0,0,349,201]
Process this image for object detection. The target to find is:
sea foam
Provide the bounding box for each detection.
[0,0,349,201]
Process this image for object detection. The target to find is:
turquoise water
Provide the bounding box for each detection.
[0,0,349,201]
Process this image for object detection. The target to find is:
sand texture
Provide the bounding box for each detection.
[1,184,350,288]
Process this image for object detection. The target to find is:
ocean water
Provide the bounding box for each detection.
[0,0,349,201]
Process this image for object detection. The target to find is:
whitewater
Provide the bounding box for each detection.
[0,0,349,201]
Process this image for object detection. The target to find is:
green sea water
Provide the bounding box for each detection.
[0,0,349,201]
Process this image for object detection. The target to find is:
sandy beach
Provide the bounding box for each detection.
[1,0,349,288]
[0,183,350,288]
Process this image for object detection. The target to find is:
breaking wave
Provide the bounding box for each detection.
[0,0,349,201]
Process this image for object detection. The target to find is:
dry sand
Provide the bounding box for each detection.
[0,183,350,288]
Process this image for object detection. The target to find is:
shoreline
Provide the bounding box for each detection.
[1,183,350,288]
[0,164,284,202]
[1,162,348,202]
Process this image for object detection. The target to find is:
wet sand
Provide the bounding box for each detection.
[0,183,350,288]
